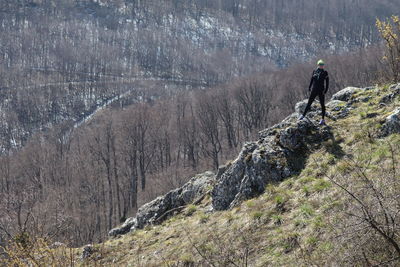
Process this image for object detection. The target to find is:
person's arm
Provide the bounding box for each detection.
[308,71,314,91]
[324,71,329,94]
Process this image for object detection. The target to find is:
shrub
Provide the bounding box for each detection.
[376,16,400,82]
[1,237,75,267]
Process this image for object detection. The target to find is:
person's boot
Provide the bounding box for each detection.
[319,119,326,125]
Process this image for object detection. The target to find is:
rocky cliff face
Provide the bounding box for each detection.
[109,171,215,237]
[110,84,400,237]
[211,86,387,211]
[211,115,333,211]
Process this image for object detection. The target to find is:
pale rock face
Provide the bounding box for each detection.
[108,217,137,237]
[331,87,361,102]
[326,100,346,111]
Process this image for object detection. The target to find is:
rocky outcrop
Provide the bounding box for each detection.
[295,94,352,121]
[325,100,350,119]
[295,99,317,115]
[108,217,137,237]
[380,83,400,104]
[212,114,333,210]
[212,86,373,211]
[379,108,400,137]
[109,171,215,237]
[331,87,361,102]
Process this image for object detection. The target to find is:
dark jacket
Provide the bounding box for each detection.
[309,68,329,93]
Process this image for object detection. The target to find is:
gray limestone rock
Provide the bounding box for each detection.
[109,217,137,237]
[331,87,361,102]
[325,100,350,119]
[380,84,400,104]
[379,108,400,137]
[135,171,214,229]
[295,99,319,115]
[108,171,215,236]
[211,142,257,210]
[212,115,332,211]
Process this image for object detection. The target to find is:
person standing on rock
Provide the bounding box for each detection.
[299,59,329,125]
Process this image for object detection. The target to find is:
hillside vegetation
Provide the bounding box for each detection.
[4,83,400,266]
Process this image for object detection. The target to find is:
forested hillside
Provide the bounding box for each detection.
[0,0,398,148]
[0,0,399,248]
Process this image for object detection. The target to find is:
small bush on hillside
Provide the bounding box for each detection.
[376,16,400,82]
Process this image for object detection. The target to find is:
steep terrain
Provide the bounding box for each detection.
[1,2,400,262]
[8,83,399,266]
[100,83,400,266]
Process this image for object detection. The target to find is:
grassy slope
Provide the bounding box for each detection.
[77,84,400,266]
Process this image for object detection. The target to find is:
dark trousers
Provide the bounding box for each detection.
[303,89,326,119]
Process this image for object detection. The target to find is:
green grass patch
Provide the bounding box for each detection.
[251,211,264,221]
[312,179,332,192]
[274,195,285,205]
[245,199,256,208]
[185,204,197,216]
[306,236,318,246]
[300,204,315,218]
[298,176,316,184]
[302,185,311,196]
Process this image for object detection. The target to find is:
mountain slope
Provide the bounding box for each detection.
[3,83,400,266]
[88,83,400,266]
